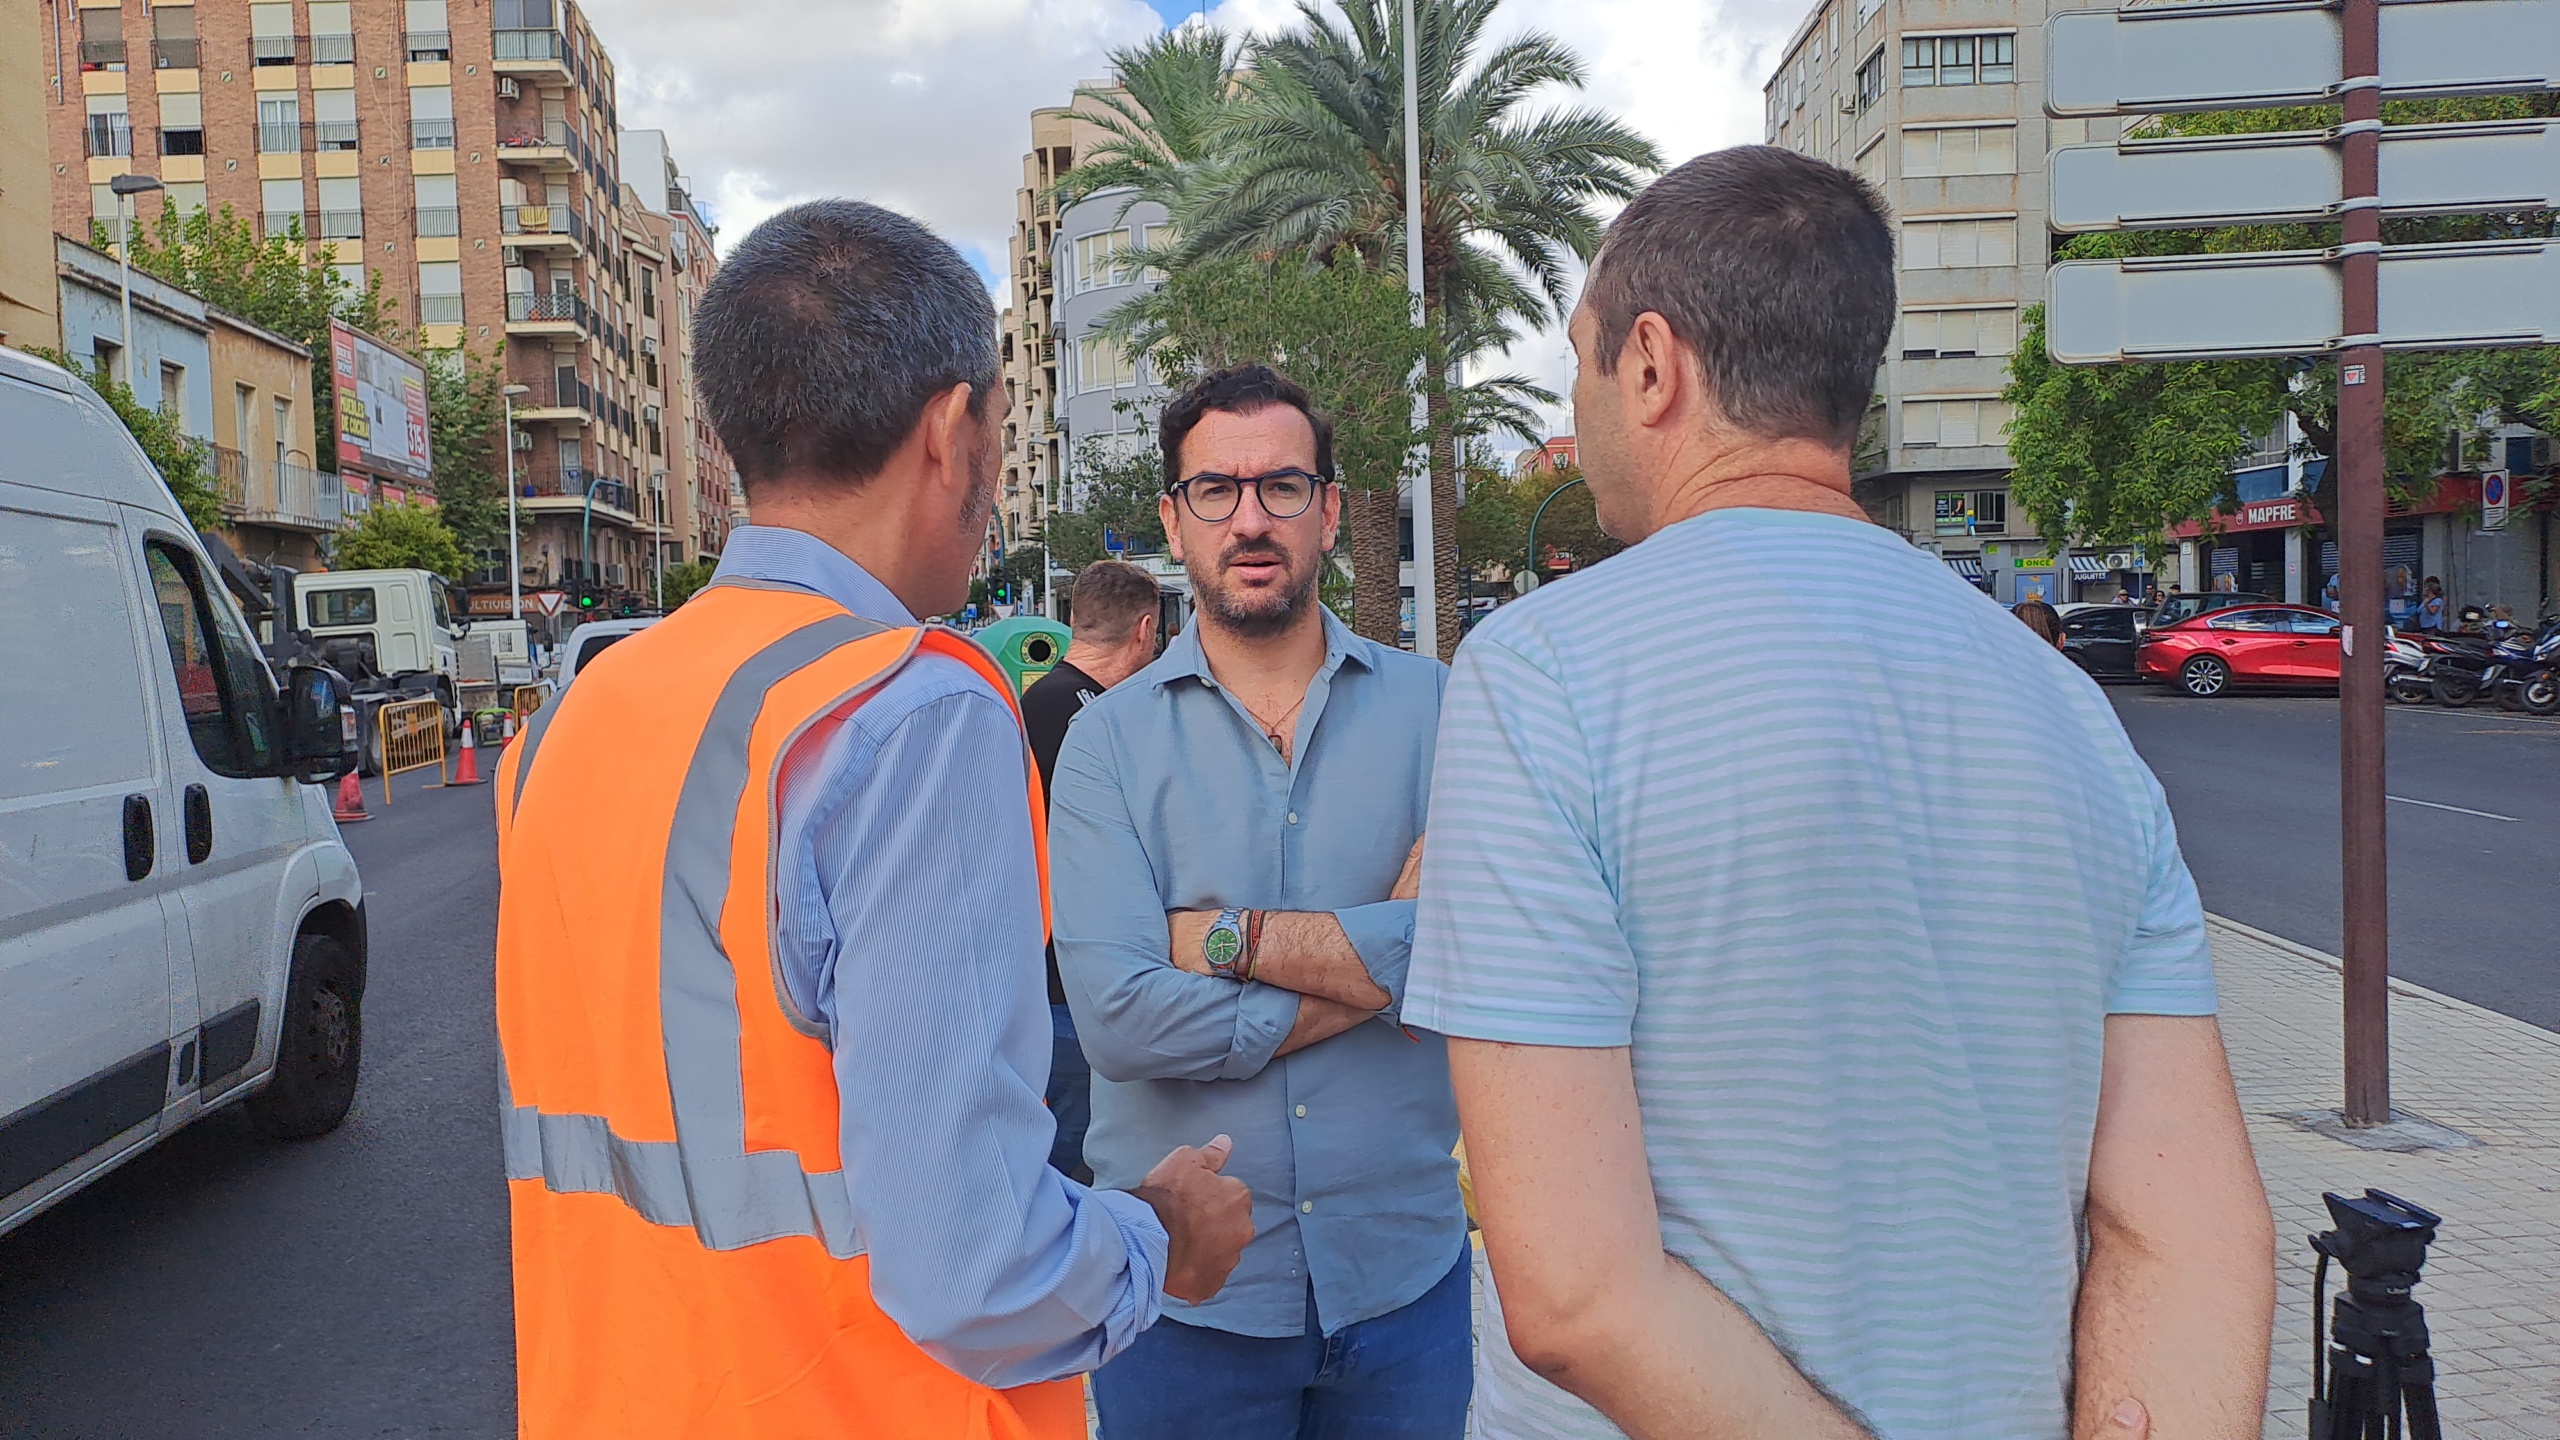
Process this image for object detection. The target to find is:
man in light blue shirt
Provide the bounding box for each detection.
[1407,149,2276,1440]
[1051,366,1469,1438]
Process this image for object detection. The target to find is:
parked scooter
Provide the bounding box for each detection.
[2431,614,2560,712]
[2383,629,2437,704]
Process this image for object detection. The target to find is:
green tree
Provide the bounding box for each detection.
[1058,27,1246,217]
[424,345,518,563]
[105,203,390,477]
[1113,251,1428,639]
[1047,437,1170,570]
[2005,98,2560,554]
[1182,0,1659,653]
[38,349,222,528]
[660,558,717,609]
[334,499,467,578]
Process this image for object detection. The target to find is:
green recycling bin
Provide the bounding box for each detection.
[972,616,1073,694]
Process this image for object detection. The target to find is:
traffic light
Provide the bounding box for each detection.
[574,581,599,612]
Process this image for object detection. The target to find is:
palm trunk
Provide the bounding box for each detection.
[1426,379,1461,656]
[1346,483,1403,644]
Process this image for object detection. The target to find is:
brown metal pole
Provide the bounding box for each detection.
[2336,0,2391,1126]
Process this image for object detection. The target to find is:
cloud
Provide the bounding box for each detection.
[588,0,1810,434]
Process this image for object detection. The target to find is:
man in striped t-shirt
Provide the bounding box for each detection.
[1406,147,2275,1439]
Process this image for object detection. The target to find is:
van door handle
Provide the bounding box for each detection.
[184,784,212,864]
[123,794,154,882]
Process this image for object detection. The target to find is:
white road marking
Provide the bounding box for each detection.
[2386,795,2521,822]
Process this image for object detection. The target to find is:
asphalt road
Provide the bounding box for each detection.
[2109,686,2560,1032]
[0,770,513,1439]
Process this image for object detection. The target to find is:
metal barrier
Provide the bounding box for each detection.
[509,681,552,722]
[377,697,447,803]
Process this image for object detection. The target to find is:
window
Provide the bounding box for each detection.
[414,173,459,236]
[79,6,126,69]
[2209,609,2289,633]
[639,266,656,318]
[308,1,354,64]
[157,91,205,155]
[165,182,208,216]
[1901,216,2018,270]
[317,177,363,240]
[1901,33,2013,87]
[332,263,364,294]
[1906,399,2015,450]
[418,261,463,325]
[410,83,454,148]
[1901,307,2016,358]
[153,6,200,70]
[258,96,301,155]
[1901,124,2016,177]
[148,541,276,778]
[0,511,155,801]
[1933,490,1973,535]
[308,588,377,626]
[1855,48,1885,109]
[2286,611,2342,636]
[272,397,290,474]
[261,178,304,237]
[84,96,132,159]
[1075,230,1132,292]
[250,2,297,65]
[160,362,186,423]
[1972,489,2008,531]
[1077,334,1136,392]
[314,88,359,152]
[406,0,452,59]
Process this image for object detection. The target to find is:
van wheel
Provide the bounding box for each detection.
[246,933,363,1140]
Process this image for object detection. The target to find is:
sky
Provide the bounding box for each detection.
[590,0,1816,439]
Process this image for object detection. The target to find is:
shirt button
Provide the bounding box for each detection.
[1287,812,1300,825]
[1295,1104,1307,1118]
[1301,1200,1314,1214]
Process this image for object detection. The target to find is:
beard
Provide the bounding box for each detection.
[1190,536,1318,640]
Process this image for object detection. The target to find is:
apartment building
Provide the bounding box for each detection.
[1763,0,2137,604]
[3,0,60,349]
[621,127,735,572]
[46,0,656,607]
[999,100,1114,571]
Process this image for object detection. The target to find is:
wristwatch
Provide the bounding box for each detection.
[1202,907,1249,980]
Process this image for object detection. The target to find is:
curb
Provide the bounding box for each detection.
[2204,913,2560,1048]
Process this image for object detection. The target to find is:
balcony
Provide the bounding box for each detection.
[249,33,305,66]
[511,374,595,425]
[317,209,363,240]
[495,120,577,172]
[407,30,452,61]
[153,37,200,68]
[85,116,133,159]
[80,38,126,70]
[520,469,635,520]
[499,203,584,249]
[214,447,339,532]
[415,205,460,238]
[419,294,463,326]
[257,121,306,155]
[506,291,591,335]
[492,28,570,79]
[410,118,455,150]
[315,119,359,152]
[310,32,355,65]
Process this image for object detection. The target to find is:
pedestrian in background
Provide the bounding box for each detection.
[1022,558,1164,1184]
[2419,576,2447,631]
[2013,597,2065,649]
[1406,146,2274,1440]
[1051,365,1466,1439]
[494,200,1250,1440]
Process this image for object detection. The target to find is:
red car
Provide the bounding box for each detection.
[2139,604,2343,696]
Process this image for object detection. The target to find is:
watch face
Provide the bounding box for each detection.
[1204,926,1243,968]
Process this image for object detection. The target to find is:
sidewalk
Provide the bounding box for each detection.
[2211,917,2560,1438]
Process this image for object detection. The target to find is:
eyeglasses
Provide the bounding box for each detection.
[1167,468,1330,523]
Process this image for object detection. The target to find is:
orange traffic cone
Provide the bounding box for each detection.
[333,770,371,823]
[499,710,519,749]
[449,715,487,786]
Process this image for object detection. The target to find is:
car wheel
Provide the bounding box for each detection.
[2430,671,2480,707]
[2179,655,2230,697]
[2521,671,2560,716]
[246,932,363,1141]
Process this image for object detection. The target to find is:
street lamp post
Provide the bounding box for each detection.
[109,174,165,392]
[579,474,611,606]
[502,384,529,622]
[1400,0,1437,659]
[1521,473,1586,591]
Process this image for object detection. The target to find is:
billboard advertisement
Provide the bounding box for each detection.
[330,321,432,486]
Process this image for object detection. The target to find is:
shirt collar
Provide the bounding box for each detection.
[1149,603,1378,692]
[710,525,917,627]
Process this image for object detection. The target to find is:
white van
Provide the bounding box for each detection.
[0,346,368,1240]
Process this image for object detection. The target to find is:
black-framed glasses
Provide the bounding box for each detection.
[1167,468,1330,523]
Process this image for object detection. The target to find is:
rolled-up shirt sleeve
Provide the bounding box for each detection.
[1049,712,1301,1084]
[1333,899,1417,1011]
[794,671,1167,1388]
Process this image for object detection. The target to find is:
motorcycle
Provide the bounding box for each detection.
[2383,629,2437,704]
[2430,616,2560,712]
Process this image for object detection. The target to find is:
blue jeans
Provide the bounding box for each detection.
[1046,1004,1092,1185]
[1092,1245,1472,1440]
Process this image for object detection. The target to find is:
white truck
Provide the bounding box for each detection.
[0,345,369,1240]
[260,567,474,771]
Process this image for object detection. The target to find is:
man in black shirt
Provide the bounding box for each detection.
[1021,559,1163,1181]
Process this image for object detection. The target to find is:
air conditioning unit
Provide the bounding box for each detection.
[514,429,534,451]
[497,77,520,100]
[640,335,657,356]
[1838,94,1857,113]
[643,404,660,424]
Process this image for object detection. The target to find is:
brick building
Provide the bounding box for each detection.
[45,0,656,607]
[621,127,735,576]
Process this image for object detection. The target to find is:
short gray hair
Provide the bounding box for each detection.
[1068,560,1159,644]
[694,200,998,494]
[1584,146,1894,449]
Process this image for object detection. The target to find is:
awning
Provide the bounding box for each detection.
[1945,556,1986,580]
[2069,555,2111,580]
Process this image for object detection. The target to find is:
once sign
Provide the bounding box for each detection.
[2047,240,2560,362]
[2050,120,2560,231]
[2046,0,2560,116]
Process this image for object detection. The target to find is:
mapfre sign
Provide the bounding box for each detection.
[2243,497,2305,527]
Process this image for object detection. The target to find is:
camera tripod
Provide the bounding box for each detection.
[2308,1190,2442,1440]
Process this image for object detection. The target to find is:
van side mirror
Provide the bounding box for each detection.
[281,665,361,782]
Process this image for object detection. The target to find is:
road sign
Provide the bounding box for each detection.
[2050,120,2560,231]
[2046,240,2560,362]
[532,590,565,616]
[2482,469,2511,529]
[2047,0,2560,117]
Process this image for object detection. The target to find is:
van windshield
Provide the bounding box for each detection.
[308,588,377,626]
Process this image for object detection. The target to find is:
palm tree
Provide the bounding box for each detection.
[1187,0,1661,652]
[1055,27,1244,217]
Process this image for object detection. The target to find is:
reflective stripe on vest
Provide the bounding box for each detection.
[501,611,902,1256]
